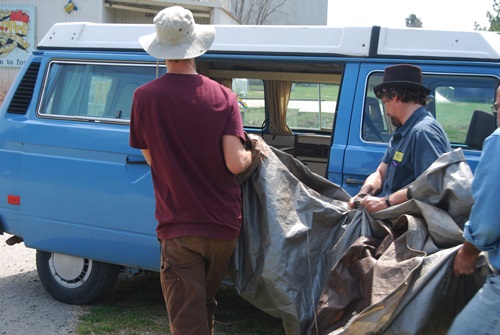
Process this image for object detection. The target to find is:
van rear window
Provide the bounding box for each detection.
[38,61,165,122]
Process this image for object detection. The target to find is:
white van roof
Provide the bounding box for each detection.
[38,22,500,60]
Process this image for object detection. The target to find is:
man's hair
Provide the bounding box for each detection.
[375,87,429,106]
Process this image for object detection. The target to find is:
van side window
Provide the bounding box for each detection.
[364,72,498,148]
[38,62,164,122]
[232,78,265,128]
[432,76,498,148]
[286,83,337,130]
[363,73,391,143]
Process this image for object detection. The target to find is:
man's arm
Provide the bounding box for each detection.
[453,241,480,276]
[361,187,409,213]
[222,135,252,175]
[362,162,387,193]
[141,149,152,165]
[351,162,412,212]
[453,132,500,275]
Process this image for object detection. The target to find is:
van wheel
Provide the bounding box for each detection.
[36,250,121,305]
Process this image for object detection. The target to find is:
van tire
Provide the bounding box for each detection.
[36,250,121,305]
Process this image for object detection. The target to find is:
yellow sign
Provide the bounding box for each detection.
[393,151,404,163]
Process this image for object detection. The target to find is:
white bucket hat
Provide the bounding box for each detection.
[139,6,215,60]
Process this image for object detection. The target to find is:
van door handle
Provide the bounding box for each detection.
[345,178,365,185]
[126,155,148,165]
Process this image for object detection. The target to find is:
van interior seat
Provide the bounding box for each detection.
[261,133,330,176]
[363,97,385,142]
[465,109,496,150]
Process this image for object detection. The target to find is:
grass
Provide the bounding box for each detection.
[76,272,285,335]
[436,101,491,143]
[240,83,339,131]
[240,84,491,144]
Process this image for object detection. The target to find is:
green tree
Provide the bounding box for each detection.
[486,0,500,31]
[405,14,423,28]
[476,0,500,30]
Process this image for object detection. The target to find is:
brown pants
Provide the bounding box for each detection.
[160,236,237,335]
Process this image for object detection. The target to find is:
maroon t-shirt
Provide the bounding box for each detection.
[130,73,245,241]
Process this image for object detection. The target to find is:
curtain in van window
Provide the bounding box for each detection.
[40,64,88,116]
[267,80,293,135]
[60,65,88,116]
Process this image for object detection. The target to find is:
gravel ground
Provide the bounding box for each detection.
[0,233,84,335]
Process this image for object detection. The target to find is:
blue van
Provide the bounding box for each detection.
[1,23,499,304]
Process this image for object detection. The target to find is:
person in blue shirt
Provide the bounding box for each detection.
[349,64,451,212]
[447,85,500,335]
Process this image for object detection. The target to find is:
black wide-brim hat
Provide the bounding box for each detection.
[374,64,431,95]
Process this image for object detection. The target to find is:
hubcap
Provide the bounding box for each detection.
[49,253,93,288]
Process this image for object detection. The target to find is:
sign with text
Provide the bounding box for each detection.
[0,6,35,68]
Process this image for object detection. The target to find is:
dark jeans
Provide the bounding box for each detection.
[160,236,237,335]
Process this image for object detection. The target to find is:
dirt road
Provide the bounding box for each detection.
[0,233,84,335]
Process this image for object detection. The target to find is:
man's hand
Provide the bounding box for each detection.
[350,194,388,212]
[452,241,480,276]
[349,193,367,209]
[360,195,388,213]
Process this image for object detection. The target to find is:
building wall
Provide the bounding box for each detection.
[2,0,105,45]
[281,0,328,25]
[228,0,328,25]
[105,7,155,24]
[297,0,328,25]
[0,0,327,94]
[0,0,107,92]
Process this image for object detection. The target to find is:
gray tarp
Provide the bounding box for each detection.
[230,141,491,335]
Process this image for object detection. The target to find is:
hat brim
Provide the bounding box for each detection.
[139,24,215,60]
[374,81,431,95]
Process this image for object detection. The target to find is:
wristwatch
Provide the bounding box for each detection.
[385,194,392,207]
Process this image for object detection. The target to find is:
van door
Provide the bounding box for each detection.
[328,62,386,196]
[338,62,499,196]
[18,56,162,271]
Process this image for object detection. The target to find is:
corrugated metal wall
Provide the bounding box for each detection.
[271,0,328,25]
[295,0,328,25]
[105,8,210,25]
[106,8,154,24]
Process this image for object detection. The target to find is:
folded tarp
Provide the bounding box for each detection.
[231,144,490,335]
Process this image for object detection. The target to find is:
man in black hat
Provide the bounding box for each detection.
[349,64,451,213]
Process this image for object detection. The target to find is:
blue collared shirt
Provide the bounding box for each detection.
[381,107,451,195]
[463,128,500,270]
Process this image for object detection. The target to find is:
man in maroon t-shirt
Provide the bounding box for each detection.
[130,6,252,335]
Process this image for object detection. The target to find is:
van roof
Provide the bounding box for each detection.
[38,22,500,60]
